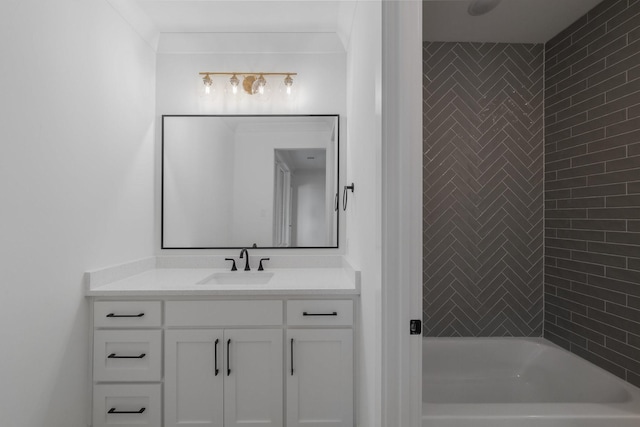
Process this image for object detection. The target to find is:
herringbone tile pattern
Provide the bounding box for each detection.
[423,42,544,337]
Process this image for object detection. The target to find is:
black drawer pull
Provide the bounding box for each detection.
[214,339,219,376]
[291,338,295,376]
[108,407,146,414]
[106,313,145,318]
[108,353,146,359]
[227,339,231,376]
[303,311,338,316]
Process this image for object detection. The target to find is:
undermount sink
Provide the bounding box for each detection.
[197,272,274,285]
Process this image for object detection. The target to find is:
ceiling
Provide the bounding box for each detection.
[423,0,604,43]
[113,0,354,52]
[279,148,327,171]
[136,0,346,33]
[111,0,605,49]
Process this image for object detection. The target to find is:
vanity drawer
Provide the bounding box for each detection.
[93,384,161,427]
[94,301,161,328]
[287,300,353,326]
[93,330,162,382]
[166,300,283,327]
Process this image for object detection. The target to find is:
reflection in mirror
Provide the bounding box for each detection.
[162,115,339,249]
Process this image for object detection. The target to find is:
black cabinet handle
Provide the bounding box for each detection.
[227,339,231,376]
[334,193,339,212]
[106,313,145,318]
[108,353,146,359]
[290,338,295,376]
[303,311,338,316]
[108,407,145,414]
[214,339,219,376]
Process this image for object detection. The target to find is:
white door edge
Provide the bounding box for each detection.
[381,1,423,426]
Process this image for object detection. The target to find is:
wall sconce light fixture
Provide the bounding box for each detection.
[199,72,297,96]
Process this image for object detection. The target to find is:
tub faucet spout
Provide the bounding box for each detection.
[239,248,250,271]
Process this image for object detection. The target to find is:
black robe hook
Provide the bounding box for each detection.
[343,183,355,211]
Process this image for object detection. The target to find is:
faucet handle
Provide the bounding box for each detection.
[258,258,270,271]
[224,258,237,271]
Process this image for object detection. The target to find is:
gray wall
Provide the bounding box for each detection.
[544,0,640,387]
[423,42,544,336]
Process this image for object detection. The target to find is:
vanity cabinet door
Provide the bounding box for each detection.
[165,328,283,427]
[165,329,224,427]
[224,329,283,427]
[286,329,353,427]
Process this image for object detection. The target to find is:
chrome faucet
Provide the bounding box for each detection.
[239,248,251,271]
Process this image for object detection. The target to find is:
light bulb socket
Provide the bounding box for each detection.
[284,75,293,87]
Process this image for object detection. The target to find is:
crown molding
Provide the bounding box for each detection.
[157,32,346,54]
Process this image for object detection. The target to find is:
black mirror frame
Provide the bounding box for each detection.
[161,114,340,250]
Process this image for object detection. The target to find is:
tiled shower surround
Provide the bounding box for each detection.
[544,0,640,387]
[424,0,640,387]
[423,42,544,336]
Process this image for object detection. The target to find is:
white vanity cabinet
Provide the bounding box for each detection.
[92,301,163,427]
[91,297,355,427]
[286,300,354,427]
[165,329,283,427]
[164,300,284,427]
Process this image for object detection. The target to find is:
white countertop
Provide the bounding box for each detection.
[86,267,360,296]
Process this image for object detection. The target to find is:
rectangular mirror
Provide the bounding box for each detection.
[162,115,339,249]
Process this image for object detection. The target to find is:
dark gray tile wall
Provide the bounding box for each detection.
[545,0,640,387]
[423,42,544,336]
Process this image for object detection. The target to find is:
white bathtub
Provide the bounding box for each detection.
[423,338,640,427]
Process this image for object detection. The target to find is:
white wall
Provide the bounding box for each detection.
[232,128,331,246]
[292,169,326,246]
[344,2,383,426]
[0,1,156,426]
[163,117,234,247]
[156,52,347,253]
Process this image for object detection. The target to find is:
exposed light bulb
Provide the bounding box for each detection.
[202,74,213,95]
[199,71,296,99]
[230,74,239,95]
[284,74,293,96]
[256,75,266,95]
